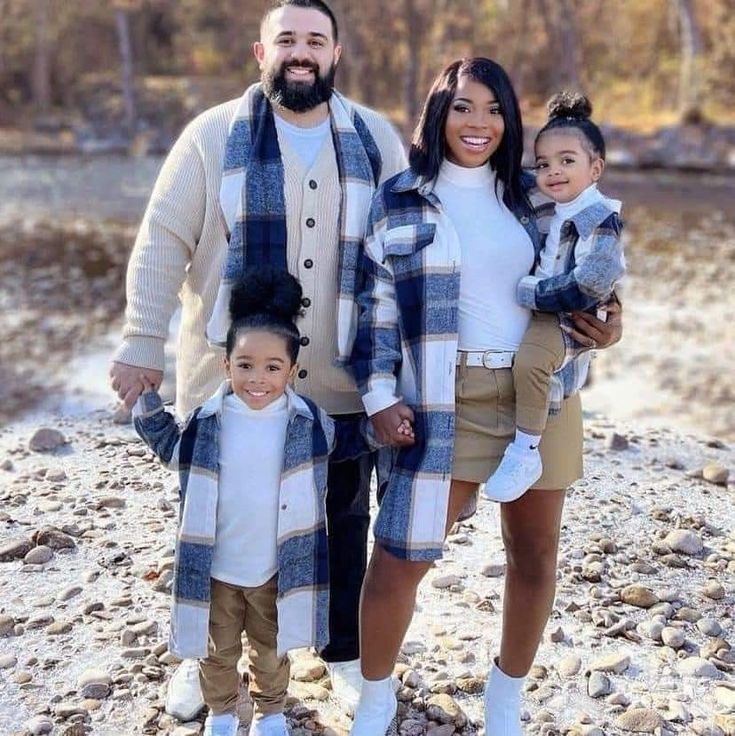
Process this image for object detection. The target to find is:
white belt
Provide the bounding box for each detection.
[456,350,515,369]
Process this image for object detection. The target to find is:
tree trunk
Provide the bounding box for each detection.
[32,0,51,112]
[676,0,704,124]
[115,7,137,136]
[404,0,422,129]
[557,0,580,88]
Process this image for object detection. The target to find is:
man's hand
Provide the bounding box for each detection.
[370,402,416,447]
[109,362,163,410]
[564,300,622,350]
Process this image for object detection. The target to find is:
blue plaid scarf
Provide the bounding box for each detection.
[207,83,382,362]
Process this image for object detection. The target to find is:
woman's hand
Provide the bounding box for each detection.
[563,300,623,350]
[370,402,416,447]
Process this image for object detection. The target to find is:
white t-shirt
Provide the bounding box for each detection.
[210,392,289,587]
[434,160,535,351]
[274,113,331,172]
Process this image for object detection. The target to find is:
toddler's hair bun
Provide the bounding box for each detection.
[547,91,592,121]
[229,265,303,324]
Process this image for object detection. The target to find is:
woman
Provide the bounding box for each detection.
[349,57,621,736]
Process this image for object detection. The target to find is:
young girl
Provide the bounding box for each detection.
[484,92,625,502]
[134,267,339,736]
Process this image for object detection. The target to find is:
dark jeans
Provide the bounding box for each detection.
[320,414,374,663]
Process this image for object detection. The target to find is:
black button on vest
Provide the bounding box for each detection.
[301,297,311,308]
[298,369,308,379]
[309,180,318,190]
[300,336,310,346]
[306,217,315,228]
[304,259,314,269]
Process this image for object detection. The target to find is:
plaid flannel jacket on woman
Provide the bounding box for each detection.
[350,168,593,558]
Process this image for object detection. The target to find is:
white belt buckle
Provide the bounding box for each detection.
[481,350,512,370]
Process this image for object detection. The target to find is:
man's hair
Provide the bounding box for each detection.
[262,0,339,42]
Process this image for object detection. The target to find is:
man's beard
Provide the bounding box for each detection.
[262,60,336,112]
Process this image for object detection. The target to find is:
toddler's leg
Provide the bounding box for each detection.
[200,579,246,734]
[243,575,290,731]
[484,313,566,503]
[513,313,566,437]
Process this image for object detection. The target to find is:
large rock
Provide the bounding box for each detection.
[703,462,729,486]
[0,538,33,561]
[589,653,631,674]
[677,656,720,679]
[77,668,111,699]
[24,545,54,565]
[615,708,664,733]
[33,526,77,550]
[29,427,67,452]
[426,694,467,727]
[621,584,659,608]
[664,530,703,556]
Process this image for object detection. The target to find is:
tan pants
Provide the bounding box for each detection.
[199,576,289,716]
[513,311,567,436]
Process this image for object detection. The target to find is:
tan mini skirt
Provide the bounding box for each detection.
[452,362,583,490]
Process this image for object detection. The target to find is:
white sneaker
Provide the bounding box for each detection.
[327,659,362,716]
[165,658,205,721]
[204,712,240,736]
[484,444,542,503]
[350,677,397,736]
[248,712,288,736]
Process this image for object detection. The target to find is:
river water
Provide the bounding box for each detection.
[1,155,733,440]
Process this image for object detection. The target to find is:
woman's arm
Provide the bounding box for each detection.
[350,194,415,447]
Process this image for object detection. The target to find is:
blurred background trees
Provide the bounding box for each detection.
[1,0,733,135]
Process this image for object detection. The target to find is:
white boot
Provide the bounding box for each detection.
[484,659,524,736]
[326,658,362,716]
[165,658,205,721]
[248,712,288,736]
[204,712,240,736]
[350,676,397,736]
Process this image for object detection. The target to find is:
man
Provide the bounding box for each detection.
[110,1,406,734]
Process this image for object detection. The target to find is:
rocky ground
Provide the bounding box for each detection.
[0,408,734,736]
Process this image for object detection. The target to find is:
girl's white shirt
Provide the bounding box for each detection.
[210,392,289,587]
[434,159,535,352]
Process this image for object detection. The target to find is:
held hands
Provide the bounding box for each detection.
[109,362,163,410]
[370,401,416,447]
[562,300,623,350]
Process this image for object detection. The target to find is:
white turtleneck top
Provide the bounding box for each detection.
[434,160,535,351]
[210,392,289,587]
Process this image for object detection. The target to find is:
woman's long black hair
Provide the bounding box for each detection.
[409,57,530,214]
[226,266,302,363]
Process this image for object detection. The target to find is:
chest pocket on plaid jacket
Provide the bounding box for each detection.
[383,223,437,259]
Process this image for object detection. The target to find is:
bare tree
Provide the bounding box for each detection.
[32,0,52,113]
[675,0,704,123]
[114,0,140,136]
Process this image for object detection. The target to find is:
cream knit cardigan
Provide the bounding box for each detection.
[114,97,407,415]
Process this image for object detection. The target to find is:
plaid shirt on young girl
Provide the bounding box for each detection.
[133,382,334,658]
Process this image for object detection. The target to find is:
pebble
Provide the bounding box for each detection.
[703,462,729,485]
[431,574,461,590]
[664,530,704,556]
[0,654,17,669]
[587,671,612,698]
[77,668,111,699]
[557,655,582,678]
[605,432,630,450]
[25,716,54,735]
[715,687,735,710]
[702,580,726,600]
[589,652,631,674]
[0,538,33,561]
[425,694,467,727]
[677,656,720,679]
[481,563,505,577]
[661,627,685,649]
[29,427,67,452]
[615,708,664,733]
[23,545,54,565]
[621,584,659,608]
[0,614,14,636]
